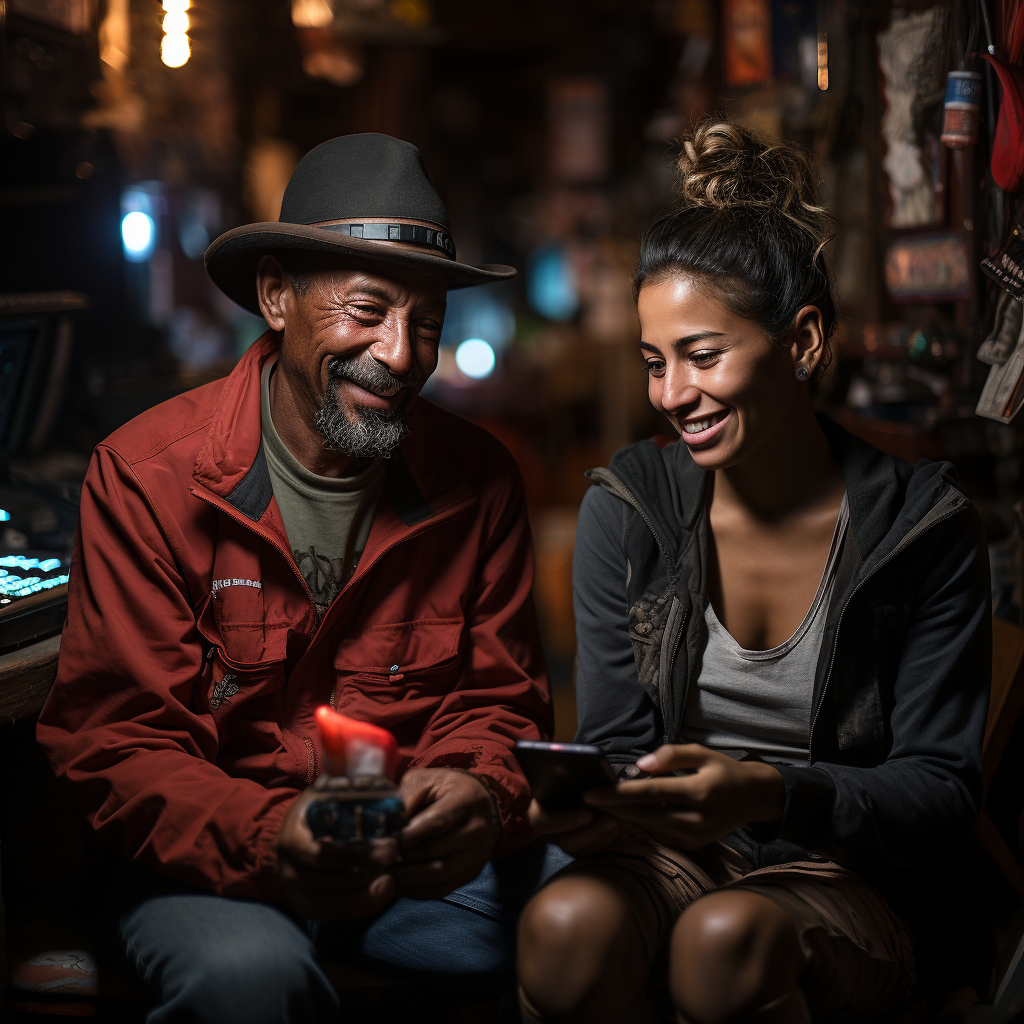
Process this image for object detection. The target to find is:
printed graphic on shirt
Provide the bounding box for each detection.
[294,546,361,619]
[210,673,238,709]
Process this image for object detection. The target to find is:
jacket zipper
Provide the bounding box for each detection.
[303,736,319,785]
[664,604,688,741]
[192,485,474,712]
[808,492,968,762]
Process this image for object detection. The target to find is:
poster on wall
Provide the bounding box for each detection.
[723,0,772,85]
[883,232,972,302]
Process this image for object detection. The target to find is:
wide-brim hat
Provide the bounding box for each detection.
[205,133,515,315]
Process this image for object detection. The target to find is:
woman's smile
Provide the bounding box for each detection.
[679,408,731,445]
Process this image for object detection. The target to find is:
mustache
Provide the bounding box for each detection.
[326,354,420,398]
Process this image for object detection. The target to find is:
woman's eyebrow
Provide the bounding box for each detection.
[639,331,724,355]
[672,330,725,348]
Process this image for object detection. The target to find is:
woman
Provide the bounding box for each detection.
[517,122,993,1024]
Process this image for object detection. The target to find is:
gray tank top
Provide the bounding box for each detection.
[682,496,849,766]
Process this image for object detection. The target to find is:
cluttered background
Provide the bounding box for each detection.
[2,0,1024,921]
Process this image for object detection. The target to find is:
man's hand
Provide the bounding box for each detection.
[391,768,502,900]
[278,787,400,920]
[526,799,630,856]
[582,744,785,851]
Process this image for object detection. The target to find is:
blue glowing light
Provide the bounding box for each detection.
[455,339,496,379]
[122,211,156,261]
[527,244,578,322]
[0,573,70,597]
[0,555,64,571]
[0,510,10,522]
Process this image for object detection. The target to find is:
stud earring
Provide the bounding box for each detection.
[796,366,810,381]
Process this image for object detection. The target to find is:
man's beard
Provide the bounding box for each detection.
[314,354,420,459]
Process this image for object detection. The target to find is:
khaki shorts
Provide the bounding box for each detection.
[552,829,916,1024]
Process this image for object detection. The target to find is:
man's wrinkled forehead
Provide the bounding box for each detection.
[332,267,448,307]
[277,251,447,305]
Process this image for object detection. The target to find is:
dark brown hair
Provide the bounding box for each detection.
[635,120,838,394]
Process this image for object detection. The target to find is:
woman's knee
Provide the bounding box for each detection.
[517,875,643,1020]
[670,890,804,1024]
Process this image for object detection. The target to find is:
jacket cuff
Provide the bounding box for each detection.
[408,742,529,855]
[746,766,836,850]
[253,795,296,902]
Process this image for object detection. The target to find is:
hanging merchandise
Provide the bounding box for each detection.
[976,1,1024,193]
[983,212,1024,302]
[980,53,1024,192]
[976,318,1024,422]
[878,6,948,227]
[940,70,982,146]
[978,287,1024,364]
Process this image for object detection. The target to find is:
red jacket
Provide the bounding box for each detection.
[38,333,552,899]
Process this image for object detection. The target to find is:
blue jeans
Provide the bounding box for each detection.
[116,840,572,1024]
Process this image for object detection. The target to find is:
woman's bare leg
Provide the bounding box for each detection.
[670,890,810,1024]
[517,874,660,1024]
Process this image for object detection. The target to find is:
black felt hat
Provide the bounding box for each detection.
[205,133,515,314]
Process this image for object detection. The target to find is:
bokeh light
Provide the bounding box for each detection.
[527,243,579,321]
[162,10,189,33]
[161,32,190,67]
[121,211,156,261]
[455,339,496,379]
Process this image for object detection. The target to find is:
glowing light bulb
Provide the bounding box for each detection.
[162,10,189,33]
[161,32,190,68]
[162,0,190,11]
[455,339,496,379]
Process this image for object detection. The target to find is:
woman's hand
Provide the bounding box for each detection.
[582,744,785,851]
[526,799,631,857]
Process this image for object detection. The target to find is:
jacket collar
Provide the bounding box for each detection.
[192,331,443,530]
[592,415,959,573]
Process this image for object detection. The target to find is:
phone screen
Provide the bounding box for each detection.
[514,740,616,810]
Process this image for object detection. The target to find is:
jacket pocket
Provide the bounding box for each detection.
[195,593,291,715]
[332,616,464,709]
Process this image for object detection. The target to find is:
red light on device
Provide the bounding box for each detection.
[315,706,399,779]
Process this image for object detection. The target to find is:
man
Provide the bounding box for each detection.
[38,134,565,1023]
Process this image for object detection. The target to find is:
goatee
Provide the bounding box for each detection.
[314,354,420,459]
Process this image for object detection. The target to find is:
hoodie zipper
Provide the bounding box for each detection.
[808,491,968,762]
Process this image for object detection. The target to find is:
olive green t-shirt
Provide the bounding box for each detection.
[260,360,384,620]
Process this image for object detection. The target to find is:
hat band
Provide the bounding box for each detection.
[314,220,456,260]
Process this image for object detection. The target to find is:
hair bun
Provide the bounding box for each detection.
[674,120,833,251]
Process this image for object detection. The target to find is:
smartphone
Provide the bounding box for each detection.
[514,740,616,811]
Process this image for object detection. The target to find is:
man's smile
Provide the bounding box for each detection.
[335,377,405,411]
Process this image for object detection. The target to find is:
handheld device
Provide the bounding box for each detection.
[305,707,405,843]
[514,740,616,811]
[315,705,399,778]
